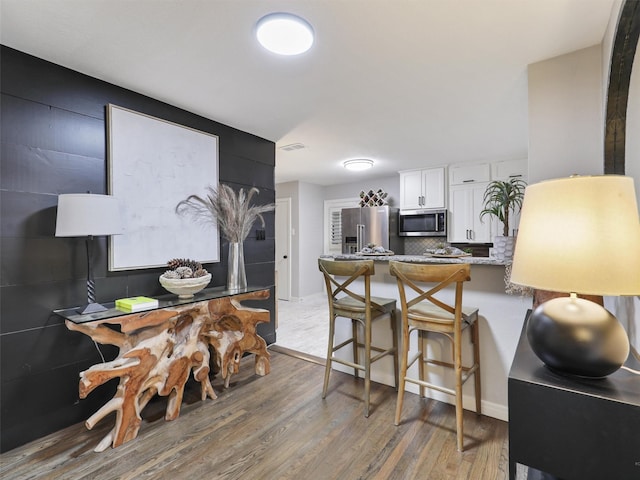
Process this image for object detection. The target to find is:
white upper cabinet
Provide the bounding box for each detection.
[449,163,490,185]
[399,169,424,209]
[492,159,527,181]
[399,166,446,210]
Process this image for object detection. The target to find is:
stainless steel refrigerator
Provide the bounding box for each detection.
[341,206,403,254]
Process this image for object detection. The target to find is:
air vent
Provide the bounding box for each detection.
[279,143,306,151]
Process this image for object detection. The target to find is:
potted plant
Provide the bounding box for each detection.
[479,177,526,260]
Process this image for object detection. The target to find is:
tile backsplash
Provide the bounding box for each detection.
[403,238,491,256]
[403,238,447,255]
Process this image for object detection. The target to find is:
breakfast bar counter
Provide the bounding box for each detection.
[327,253,510,266]
[319,253,530,422]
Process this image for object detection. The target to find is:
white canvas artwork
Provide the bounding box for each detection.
[107,104,219,271]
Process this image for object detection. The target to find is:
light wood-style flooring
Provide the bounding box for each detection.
[275,295,328,359]
[0,350,510,480]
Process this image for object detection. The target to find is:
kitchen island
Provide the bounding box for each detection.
[319,253,531,422]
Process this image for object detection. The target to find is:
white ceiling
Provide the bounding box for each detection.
[0,0,616,186]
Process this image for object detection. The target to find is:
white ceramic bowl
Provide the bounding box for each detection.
[159,273,211,298]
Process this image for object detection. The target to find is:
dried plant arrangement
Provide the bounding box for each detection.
[175,184,275,243]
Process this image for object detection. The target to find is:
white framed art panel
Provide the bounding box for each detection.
[107,104,219,271]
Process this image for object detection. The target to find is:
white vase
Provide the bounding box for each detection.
[227,242,247,291]
[493,236,515,261]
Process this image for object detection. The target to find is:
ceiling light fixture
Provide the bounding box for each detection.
[343,159,374,171]
[256,13,314,55]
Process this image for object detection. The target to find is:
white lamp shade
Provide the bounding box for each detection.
[55,194,123,237]
[510,175,640,295]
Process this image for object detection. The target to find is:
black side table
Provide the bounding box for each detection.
[508,312,640,480]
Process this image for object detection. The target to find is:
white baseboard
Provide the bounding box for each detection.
[284,293,325,303]
[331,363,508,422]
[406,385,508,422]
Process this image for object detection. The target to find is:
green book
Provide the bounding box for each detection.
[115,296,158,313]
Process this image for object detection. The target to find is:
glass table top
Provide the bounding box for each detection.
[54,285,270,324]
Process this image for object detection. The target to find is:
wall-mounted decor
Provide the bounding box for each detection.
[107,104,219,271]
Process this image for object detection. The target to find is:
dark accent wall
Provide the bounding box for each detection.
[0,46,276,452]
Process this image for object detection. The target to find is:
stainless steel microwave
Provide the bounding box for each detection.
[398,209,447,237]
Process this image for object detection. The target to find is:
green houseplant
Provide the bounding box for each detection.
[479,177,527,237]
[479,177,526,260]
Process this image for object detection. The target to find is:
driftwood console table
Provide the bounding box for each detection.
[55,287,271,451]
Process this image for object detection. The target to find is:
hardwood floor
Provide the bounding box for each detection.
[0,350,509,480]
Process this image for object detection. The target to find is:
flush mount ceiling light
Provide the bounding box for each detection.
[343,159,374,171]
[256,13,314,55]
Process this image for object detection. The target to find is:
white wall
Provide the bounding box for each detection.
[625,20,640,212]
[602,0,624,112]
[298,182,325,297]
[276,180,329,299]
[624,13,640,355]
[528,45,605,183]
[324,174,401,206]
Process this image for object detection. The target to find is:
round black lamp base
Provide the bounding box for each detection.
[527,296,630,378]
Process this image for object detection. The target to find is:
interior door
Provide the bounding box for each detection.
[275,198,291,301]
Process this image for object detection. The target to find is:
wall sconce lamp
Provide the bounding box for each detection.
[510,175,640,377]
[55,193,123,314]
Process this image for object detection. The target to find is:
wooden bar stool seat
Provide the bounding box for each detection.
[318,258,399,417]
[389,260,481,452]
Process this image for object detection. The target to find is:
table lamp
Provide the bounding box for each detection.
[55,193,123,314]
[510,175,640,377]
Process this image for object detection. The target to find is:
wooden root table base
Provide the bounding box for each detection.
[65,289,271,451]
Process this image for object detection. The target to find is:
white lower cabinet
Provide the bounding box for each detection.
[448,182,492,243]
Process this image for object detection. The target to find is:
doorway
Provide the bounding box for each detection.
[275,197,291,301]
